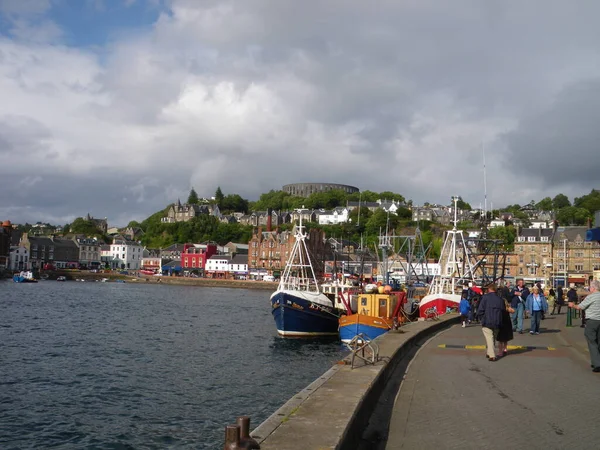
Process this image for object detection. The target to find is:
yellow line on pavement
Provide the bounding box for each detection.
[438,344,556,351]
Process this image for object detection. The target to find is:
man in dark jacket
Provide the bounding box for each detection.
[552,285,565,315]
[510,278,529,334]
[567,284,584,327]
[478,284,505,361]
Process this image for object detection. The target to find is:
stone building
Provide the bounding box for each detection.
[282,182,359,198]
[162,200,221,223]
[551,226,600,287]
[513,228,554,285]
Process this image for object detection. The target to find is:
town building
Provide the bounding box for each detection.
[318,207,350,225]
[160,244,185,262]
[85,213,108,234]
[141,257,162,272]
[9,246,30,271]
[109,237,143,270]
[0,220,12,270]
[181,243,217,273]
[76,237,102,268]
[552,226,600,287]
[223,242,249,256]
[20,234,80,269]
[162,200,221,223]
[229,254,248,280]
[205,254,231,278]
[513,228,555,285]
[282,182,359,198]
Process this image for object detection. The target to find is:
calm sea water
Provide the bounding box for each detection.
[0,280,345,449]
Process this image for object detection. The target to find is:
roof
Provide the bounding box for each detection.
[553,226,590,243]
[231,254,248,265]
[519,228,554,238]
[226,242,249,250]
[208,254,231,261]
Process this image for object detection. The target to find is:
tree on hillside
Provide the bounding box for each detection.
[574,189,600,215]
[187,188,199,205]
[556,206,590,226]
[552,193,571,209]
[221,194,249,214]
[487,225,517,251]
[456,197,471,211]
[378,191,405,203]
[215,186,224,208]
[536,197,553,211]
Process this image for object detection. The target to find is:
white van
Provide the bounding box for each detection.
[263,275,275,282]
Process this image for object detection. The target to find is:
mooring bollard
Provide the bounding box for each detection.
[236,416,260,449]
[566,307,573,327]
[224,424,241,450]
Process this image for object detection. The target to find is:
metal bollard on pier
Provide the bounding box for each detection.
[566,307,573,327]
[223,416,260,449]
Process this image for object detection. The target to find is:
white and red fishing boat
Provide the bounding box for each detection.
[418,196,477,317]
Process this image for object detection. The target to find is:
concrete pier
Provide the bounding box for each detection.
[251,315,459,449]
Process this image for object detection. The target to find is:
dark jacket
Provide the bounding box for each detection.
[510,285,530,309]
[477,291,505,329]
[567,288,578,303]
[557,286,564,305]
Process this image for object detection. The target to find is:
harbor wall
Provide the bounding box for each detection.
[251,314,459,449]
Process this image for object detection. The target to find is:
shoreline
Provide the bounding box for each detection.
[32,270,278,290]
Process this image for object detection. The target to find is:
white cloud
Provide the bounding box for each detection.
[2,0,600,225]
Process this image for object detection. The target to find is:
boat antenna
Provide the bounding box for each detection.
[483,142,487,223]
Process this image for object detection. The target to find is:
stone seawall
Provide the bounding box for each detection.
[250,314,459,449]
[47,271,278,290]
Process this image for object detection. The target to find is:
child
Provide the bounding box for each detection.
[459,292,471,328]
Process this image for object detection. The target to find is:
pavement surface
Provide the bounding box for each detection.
[386,312,599,450]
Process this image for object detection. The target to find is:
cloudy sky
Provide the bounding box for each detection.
[1,0,599,226]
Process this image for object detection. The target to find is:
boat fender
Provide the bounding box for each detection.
[365,283,378,293]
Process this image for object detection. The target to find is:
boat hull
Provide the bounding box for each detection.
[13,276,37,283]
[418,293,461,317]
[339,314,393,343]
[271,291,339,337]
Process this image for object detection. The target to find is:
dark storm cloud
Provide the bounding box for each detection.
[504,79,600,191]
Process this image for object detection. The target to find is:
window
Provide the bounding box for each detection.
[542,247,548,253]
[575,251,584,258]
[519,246,524,252]
[558,264,565,271]
[506,257,511,263]
[541,236,549,242]
[528,237,536,242]
[575,264,584,272]
[518,237,525,242]
[519,256,524,263]
[519,268,523,275]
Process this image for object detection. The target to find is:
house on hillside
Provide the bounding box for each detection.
[86,214,108,234]
[162,200,221,223]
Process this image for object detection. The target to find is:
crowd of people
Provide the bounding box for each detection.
[458,279,600,371]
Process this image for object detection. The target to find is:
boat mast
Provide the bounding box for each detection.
[278,209,320,293]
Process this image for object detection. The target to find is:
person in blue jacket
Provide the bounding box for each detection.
[459,292,471,328]
[526,285,548,334]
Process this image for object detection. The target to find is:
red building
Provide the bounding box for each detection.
[181,243,217,272]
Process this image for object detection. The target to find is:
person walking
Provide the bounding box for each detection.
[526,286,548,335]
[547,288,556,314]
[567,284,583,327]
[569,280,600,372]
[510,278,529,334]
[459,292,471,328]
[477,284,505,361]
[496,300,515,357]
[551,286,564,315]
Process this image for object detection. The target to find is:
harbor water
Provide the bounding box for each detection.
[0,281,345,449]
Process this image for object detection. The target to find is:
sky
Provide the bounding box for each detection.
[1,0,600,227]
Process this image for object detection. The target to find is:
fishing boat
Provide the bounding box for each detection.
[270,212,339,337]
[56,276,67,281]
[338,286,408,343]
[13,271,38,283]
[418,196,477,317]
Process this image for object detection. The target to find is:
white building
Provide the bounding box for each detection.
[109,238,143,270]
[228,254,248,279]
[318,207,350,225]
[9,246,30,271]
[206,255,231,277]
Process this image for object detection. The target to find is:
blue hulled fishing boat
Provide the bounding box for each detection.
[270,213,339,337]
